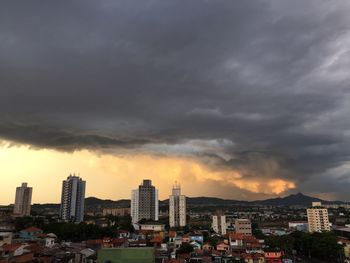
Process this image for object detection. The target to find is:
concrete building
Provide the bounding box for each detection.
[137,222,166,231]
[169,182,186,228]
[307,202,330,232]
[235,219,252,235]
[13,183,32,216]
[102,208,131,217]
[60,175,86,223]
[131,180,159,224]
[212,214,227,235]
[288,221,309,232]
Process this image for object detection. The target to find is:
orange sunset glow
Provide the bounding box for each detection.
[0,141,295,204]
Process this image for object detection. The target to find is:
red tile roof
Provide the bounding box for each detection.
[22,227,42,233]
[229,233,244,240]
[150,236,163,243]
[1,244,22,252]
[169,231,177,238]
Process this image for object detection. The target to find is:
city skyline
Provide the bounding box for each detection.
[2,174,344,207]
[1,1,350,204]
[0,1,348,262]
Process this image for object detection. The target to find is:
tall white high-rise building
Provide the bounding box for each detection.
[307,202,330,233]
[169,182,186,228]
[212,214,227,235]
[131,180,159,224]
[13,183,32,216]
[60,175,86,223]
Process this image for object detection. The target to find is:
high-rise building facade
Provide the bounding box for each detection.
[307,202,330,233]
[60,175,86,223]
[212,214,227,235]
[131,180,159,224]
[13,183,32,216]
[169,182,186,228]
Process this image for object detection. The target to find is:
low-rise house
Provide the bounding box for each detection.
[190,241,201,250]
[19,227,43,240]
[169,231,177,243]
[0,244,27,259]
[189,233,204,243]
[241,252,265,263]
[261,228,286,236]
[0,232,12,246]
[0,244,34,262]
[129,240,147,247]
[102,237,114,248]
[288,221,308,232]
[228,233,244,248]
[36,233,57,248]
[137,222,166,232]
[202,242,213,251]
[116,230,130,239]
[216,242,230,252]
[243,236,262,253]
[79,248,97,263]
[182,234,190,243]
[174,236,183,248]
[264,249,282,263]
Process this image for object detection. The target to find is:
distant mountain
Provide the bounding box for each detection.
[85,197,130,208]
[251,192,347,207]
[251,192,323,206]
[31,193,348,213]
[32,197,131,213]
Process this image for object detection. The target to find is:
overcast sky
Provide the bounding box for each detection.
[1,0,350,202]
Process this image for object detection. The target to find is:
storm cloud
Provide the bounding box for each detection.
[1,0,350,199]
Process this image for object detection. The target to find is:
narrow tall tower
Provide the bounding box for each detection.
[13,183,32,216]
[131,179,159,224]
[60,175,86,223]
[169,182,186,228]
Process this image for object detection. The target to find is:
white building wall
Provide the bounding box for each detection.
[60,175,86,222]
[212,215,226,235]
[13,183,32,216]
[169,195,175,227]
[169,185,186,228]
[131,189,139,223]
[221,215,227,235]
[155,189,159,221]
[179,195,186,227]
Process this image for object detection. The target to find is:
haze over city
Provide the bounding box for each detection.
[2,0,350,204]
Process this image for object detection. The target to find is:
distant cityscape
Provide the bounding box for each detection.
[1,175,350,262]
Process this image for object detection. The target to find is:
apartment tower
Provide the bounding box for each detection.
[131,179,159,224]
[169,182,186,228]
[212,212,227,235]
[307,202,330,232]
[13,183,32,216]
[60,175,86,223]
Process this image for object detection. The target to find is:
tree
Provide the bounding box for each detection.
[177,243,194,254]
[267,231,344,262]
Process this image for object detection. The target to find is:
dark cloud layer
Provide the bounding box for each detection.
[1,0,350,199]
